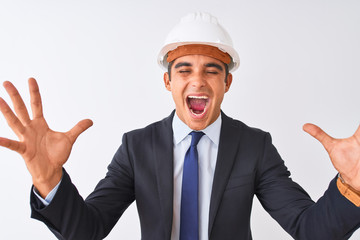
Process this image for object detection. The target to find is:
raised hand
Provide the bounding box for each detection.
[303,123,360,191]
[0,78,93,197]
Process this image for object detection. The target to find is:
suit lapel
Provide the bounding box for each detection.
[208,112,243,236]
[153,111,175,239]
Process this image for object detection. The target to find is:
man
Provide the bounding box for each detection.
[0,12,360,240]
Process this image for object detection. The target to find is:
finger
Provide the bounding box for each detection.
[303,123,334,151]
[3,81,31,125]
[66,119,93,144]
[0,97,26,137]
[28,78,43,119]
[0,137,25,154]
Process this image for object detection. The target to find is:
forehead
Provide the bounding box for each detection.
[172,54,224,67]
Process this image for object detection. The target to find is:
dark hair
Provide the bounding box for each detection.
[167,60,174,81]
[167,60,230,83]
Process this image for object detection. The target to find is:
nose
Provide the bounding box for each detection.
[190,71,206,89]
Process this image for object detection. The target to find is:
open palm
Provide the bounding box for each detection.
[304,123,360,190]
[0,78,92,197]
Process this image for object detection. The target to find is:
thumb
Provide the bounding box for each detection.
[67,119,93,144]
[303,123,334,151]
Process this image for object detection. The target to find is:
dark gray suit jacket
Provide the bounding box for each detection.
[30,111,360,239]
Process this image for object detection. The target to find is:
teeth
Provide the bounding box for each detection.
[188,95,208,99]
[190,109,205,116]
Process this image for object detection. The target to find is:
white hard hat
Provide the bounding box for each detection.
[157,12,240,72]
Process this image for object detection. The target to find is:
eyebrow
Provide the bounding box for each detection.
[205,63,224,71]
[174,62,192,68]
[174,61,224,71]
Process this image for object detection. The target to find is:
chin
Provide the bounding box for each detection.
[186,118,209,131]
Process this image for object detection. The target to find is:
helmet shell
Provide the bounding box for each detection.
[158,12,240,72]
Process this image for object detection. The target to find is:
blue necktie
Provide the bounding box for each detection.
[180,131,204,240]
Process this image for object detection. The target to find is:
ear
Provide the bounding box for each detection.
[225,73,233,93]
[164,72,171,91]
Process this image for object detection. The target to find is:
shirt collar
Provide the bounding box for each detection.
[172,112,222,146]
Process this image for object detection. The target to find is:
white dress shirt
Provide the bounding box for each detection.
[171,113,221,240]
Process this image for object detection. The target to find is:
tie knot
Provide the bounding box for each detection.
[190,131,204,147]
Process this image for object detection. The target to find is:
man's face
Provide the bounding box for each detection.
[164,54,232,130]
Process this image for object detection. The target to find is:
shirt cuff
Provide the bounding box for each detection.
[33,178,62,206]
[337,174,360,207]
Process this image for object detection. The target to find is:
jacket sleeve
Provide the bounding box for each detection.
[30,133,135,240]
[256,133,360,240]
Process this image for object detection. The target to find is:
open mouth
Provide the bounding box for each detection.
[187,95,209,116]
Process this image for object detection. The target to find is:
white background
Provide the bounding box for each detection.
[0,0,359,239]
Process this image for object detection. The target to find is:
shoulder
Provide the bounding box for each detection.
[123,111,174,143]
[221,112,269,139]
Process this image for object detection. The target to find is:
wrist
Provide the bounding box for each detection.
[32,169,63,198]
[337,176,360,207]
[338,173,360,192]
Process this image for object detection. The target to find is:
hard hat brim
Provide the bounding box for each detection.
[157,42,240,72]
